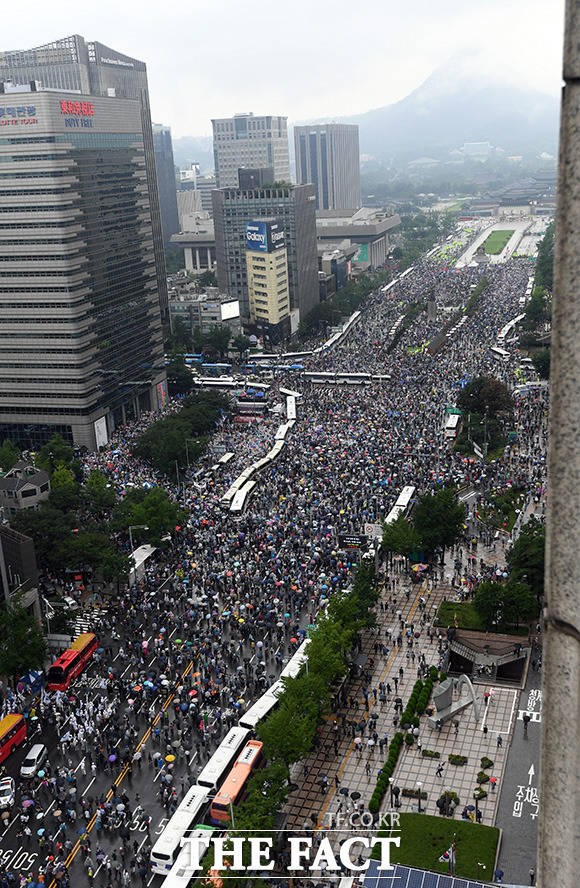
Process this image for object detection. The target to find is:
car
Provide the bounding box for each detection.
[20,744,47,779]
[0,777,15,808]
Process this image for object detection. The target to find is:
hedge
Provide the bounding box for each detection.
[449,754,468,766]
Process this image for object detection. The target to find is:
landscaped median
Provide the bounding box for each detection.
[371,813,500,880]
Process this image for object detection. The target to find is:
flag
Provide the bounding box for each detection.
[454,613,459,628]
[439,839,456,873]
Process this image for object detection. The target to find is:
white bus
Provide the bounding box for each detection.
[490,345,510,363]
[384,485,417,525]
[230,479,257,516]
[445,413,462,439]
[239,682,283,731]
[196,726,251,793]
[279,639,311,680]
[160,827,215,887]
[150,785,208,875]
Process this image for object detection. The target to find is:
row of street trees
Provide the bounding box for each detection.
[382,487,466,563]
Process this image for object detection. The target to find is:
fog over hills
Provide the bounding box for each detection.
[173,54,560,172]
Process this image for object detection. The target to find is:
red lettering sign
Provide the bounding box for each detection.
[60,99,95,117]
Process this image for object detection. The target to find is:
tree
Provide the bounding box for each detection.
[85,470,115,516]
[166,355,194,396]
[101,549,132,585]
[165,316,192,353]
[258,702,317,766]
[0,594,48,682]
[507,517,545,599]
[473,581,504,631]
[531,348,551,380]
[195,269,218,290]
[381,513,420,559]
[113,488,185,547]
[457,376,513,419]
[48,465,80,512]
[502,580,539,627]
[232,334,251,360]
[35,434,74,476]
[0,440,19,472]
[11,504,74,573]
[165,247,185,276]
[205,325,231,359]
[413,488,466,558]
[534,221,554,291]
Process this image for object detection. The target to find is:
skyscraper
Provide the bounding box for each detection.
[212,179,319,323]
[0,35,169,321]
[0,84,166,450]
[153,123,180,247]
[212,113,290,188]
[294,123,360,211]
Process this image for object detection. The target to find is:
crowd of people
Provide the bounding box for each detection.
[0,249,549,886]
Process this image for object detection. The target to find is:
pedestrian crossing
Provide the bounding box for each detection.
[73,607,108,637]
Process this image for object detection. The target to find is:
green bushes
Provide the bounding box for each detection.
[477,771,490,784]
[474,787,488,800]
[480,756,494,769]
[369,732,404,813]
[416,676,434,714]
[402,787,428,799]
[448,754,468,766]
[404,733,415,746]
[422,749,440,758]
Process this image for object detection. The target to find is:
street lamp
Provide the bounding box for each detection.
[416,782,423,813]
[128,524,149,555]
[184,438,197,468]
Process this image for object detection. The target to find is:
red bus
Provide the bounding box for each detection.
[209,740,264,824]
[0,715,26,764]
[47,633,98,691]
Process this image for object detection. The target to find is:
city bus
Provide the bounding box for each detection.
[196,727,251,794]
[209,740,264,824]
[201,363,233,376]
[490,345,510,363]
[445,413,462,439]
[183,354,204,366]
[150,785,209,875]
[0,714,26,764]
[160,826,215,886]
[47,633,98,691]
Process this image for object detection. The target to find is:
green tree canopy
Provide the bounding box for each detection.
[412,488,466,557]
[232,333,251,360]
[166,354,194,396]
[113,487,185,547]
[48,465,80,512]
[473,578,539,630]
[472,581,504,631]
[382,513,420,558]
[85,470,115,516]
[35,434,74,476]
[0,440,19,473]
[534,221,554,291]
[507,516,545,598]
[531,348,550,380]
[205,325,231,359]
[0,594,48,681]
[457,376,513,419]
[11,504,74,573]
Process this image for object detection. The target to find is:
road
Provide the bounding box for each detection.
[494,663,542,884]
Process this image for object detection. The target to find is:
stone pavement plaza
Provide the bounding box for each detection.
[285,576,519,833]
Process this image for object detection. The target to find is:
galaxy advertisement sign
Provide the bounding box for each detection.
[246,220,285,253]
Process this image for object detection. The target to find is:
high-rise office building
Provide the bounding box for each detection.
[153,124,179,247]
[0,35,169,321]
[212,113,290,189]
[245,220,290,341]
[294,123,360,211]
[212,179,319,323]
[0,84,166,451]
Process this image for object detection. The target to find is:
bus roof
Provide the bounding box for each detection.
[0,714,24,736]
[213,740,263,806]
[70,633,96,651]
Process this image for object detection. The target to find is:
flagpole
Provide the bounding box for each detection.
[452,832,456,876]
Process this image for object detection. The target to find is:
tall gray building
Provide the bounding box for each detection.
[212,180,319,323]
[0,35,169,321]
[153,124,180,247]
[0,85,166,451]
[294,123,360,211]
[212,113,290,188]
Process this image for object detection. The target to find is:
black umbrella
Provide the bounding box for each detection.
[395,697,403,704]
[339,787,349,796]
[351,791,361,801]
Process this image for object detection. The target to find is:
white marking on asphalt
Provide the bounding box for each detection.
[82,776,96,797]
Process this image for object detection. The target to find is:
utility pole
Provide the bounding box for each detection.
[539,3,580,885]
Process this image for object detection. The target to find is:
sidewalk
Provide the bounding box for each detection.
[284,556,520,835]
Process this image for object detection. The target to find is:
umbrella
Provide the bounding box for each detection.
[133,753,142,762]
[116,803,125,812]
[153,752,162,759]
[188,690,198,697]
[339,787,349,796]
[1,812,9,822]
[166,754,176,763]
[53,810,62,818]
[411,564,428,572]
[350,791,361,801]
[22,800,34,809]
[172,740,181,749]
[161,680,170,688]
[290,637,297,643]
[108,754,116,763]
[37,828,45,836]
[37,770,45,778]
[466,804,475,811]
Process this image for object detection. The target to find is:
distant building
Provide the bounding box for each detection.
[212,113,290,188]
[315,208,400,268]
[168,289,240,335]
[0,525,41,618]
[0,461,50,518]
[318,247,353,301]
[212,177,318,323]
[153,124,180,247]
[178,167,216,214]
[294,124,360,211]
[171,214,216,273]
[246,220,290,342]
[238,167,274,189]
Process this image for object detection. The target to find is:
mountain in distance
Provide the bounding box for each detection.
[172,135,214,173]
[317,54,560,162]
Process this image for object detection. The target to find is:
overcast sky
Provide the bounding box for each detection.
[3,0,566,138]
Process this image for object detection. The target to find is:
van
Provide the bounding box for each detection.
[20,743,47,779]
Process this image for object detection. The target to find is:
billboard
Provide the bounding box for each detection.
[221,300,240,321]
[94,416,108,449]
[246,220,285,253]
[156,380,168,410]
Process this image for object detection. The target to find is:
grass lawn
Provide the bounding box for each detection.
[437,601,485,631]
[483,229,515,254]
[371,813,499,880]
